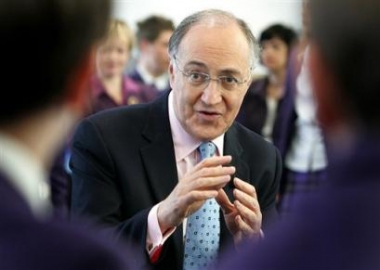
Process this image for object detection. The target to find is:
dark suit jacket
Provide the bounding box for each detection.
[71,91,282,270]
[0,173,133,270]
[129,68,170,101]
[218,135,380,270]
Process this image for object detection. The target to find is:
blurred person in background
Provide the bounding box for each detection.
[237,23,297,151]
[50,18,157,218]
[90,18,156,113]
[217,0,380,268]
[0,0,135,269]
[276,0,328,216]
[128,15,175,100]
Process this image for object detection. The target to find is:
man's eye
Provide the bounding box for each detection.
[221,76,239,85]
[189,72,207,82]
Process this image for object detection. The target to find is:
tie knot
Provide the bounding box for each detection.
[198,141,216,160]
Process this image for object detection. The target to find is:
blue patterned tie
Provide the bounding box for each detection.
[183,142,220,270]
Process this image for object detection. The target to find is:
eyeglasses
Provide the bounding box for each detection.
[173,55,251,91]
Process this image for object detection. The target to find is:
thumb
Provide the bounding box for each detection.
[215,189,235,214]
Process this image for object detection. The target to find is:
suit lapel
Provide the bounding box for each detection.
[140,93,184,263]
[140,98,250,204]
[140,93,178,203]
[223,123,250,202]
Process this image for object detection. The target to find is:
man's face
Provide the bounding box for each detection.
[146,30,173,76]
[169,22,252,141]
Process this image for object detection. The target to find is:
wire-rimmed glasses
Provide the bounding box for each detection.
[173,55,251,91]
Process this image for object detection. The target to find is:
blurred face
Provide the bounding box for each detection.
[261,37,289,72]
[146,30,173,76]
[169,23,252,141]
[96,37,130,78]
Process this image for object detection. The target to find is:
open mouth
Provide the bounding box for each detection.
[197,110,221,121]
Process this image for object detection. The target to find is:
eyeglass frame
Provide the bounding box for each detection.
[172,55,252,91]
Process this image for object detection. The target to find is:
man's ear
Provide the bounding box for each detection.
[168,60,175,88]
[309,43,343,131]
[65,47,96,114]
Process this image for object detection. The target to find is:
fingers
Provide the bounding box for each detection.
[233,178,262,234]
[160,156,235,228]
[194,155,233,169]
[184,155,235,191]
[233,189,260,217]
[158,189,220,229]
[190,168,234,190]
[234,214,255,236]
[234,177,257,200]
[183,189,219,206]
[215,189,235,214]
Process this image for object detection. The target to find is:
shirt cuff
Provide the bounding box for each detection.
[146,203,176,262]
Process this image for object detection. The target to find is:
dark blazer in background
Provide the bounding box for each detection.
[71,91,282,270]
[0,173,134,270]
[128,68,170,101]
[237,76,297,163]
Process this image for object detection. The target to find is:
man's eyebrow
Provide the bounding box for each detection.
[184,61,244,76]
[183,61,207,69]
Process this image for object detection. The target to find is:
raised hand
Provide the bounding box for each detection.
[216,177,262,245]
[157,155,235,232]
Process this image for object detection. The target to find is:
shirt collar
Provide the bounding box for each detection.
[0,133,52,220]
[137,64,169,91]
[168,92,224,162]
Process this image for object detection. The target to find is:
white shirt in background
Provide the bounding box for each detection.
[285,46,328,172]
[136,64,170,91]
[0,133,52,220]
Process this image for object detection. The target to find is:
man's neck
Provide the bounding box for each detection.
[138,59,163,79]
[268,69,286,87]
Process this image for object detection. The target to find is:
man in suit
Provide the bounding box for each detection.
[0,0,134,269]
[71,9,281,270]
[128,15,175,100]
[218,0,380,269]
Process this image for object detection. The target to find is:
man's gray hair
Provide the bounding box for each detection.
[168,9,259,73]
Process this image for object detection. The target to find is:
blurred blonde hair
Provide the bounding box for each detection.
[105,18,134,52]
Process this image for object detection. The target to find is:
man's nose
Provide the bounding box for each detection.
[201,79,222,105]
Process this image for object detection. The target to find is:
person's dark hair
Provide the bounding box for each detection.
[168,9,259,71]
[310,0,380,128]
[0,0,111,124]
[259,24,297,49]
[136,15,175,44]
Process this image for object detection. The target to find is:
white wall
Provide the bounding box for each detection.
[113,0,303,74]
[112,0,302,38]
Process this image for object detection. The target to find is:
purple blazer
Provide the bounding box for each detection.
[217,134,380,270]
[0,172,138,269]
[90,74,157,114]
